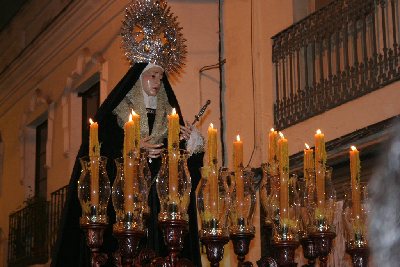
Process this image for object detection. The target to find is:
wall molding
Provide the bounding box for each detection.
[19,89,54,195]
[62,48,108,158]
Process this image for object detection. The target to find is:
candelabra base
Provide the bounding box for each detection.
[300,237,318,266]
[200,235,229,267]
[309,231,336,267]
[230,232,255,267]
[271,240,299,267]
[80,222,108,267]
[113,229,145,267]
[151,219,194,267]
[346,246,369,267]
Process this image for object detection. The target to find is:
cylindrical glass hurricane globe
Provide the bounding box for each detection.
[228,167,256,234]
[112,156,148,232]
[197,166,231,237]
[78,156,111,224]
[156,149,192,221]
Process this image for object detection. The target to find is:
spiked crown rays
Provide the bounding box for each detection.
[121,0,187,74]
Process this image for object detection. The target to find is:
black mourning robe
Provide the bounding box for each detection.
[51,63,203,267]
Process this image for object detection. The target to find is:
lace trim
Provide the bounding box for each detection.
[186,127,205,156]
[113,81,172,145]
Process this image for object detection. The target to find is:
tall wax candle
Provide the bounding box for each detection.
[315,129,326,210]
[268,128,278,162]
[168,108,180,151]
[350,146,361,218]
[131,110,140,151]
[233,135,243,172]
[208,123,218,218]
[89,119,100,207]
[234,135,244,218]
[278,132,289,222]
[168,108,180,203]
[304,143,314,187]
[208,123,218,166]
[124,114,135,213]
[269,128,279,175]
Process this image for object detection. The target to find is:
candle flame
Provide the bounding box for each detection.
[131,109,138,116]
[89,118,94,125]
[316,129,322,134]
[279,132,284,139]
[172,108,176,115]
[351,145,357,151]
[210,123,214,129]
[129,113,133,122]
[305,143,310,149]
[236,135,241,141]
[270,128,275,132]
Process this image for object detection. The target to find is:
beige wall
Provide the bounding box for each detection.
[0,0,219,265]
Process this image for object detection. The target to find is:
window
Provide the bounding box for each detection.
[79,81,100,140]
[35,120,47,199]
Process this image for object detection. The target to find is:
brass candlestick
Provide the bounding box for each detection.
[309,231,336,267]
[300,236,318,266]
[80,223,108,267]
[201,235,229,267]
[152,219,194,266]
[271,240,299,267]
[346,246,369,267]
[230,232,255,267]
[113,229,145,267]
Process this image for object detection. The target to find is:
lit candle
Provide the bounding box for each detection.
[89,118,100,157]
[89,119,99,207]
[268,128,278,164]
[131,110,140,151]
[315,129,326,210]
[208,123,218,219]
[168,108,180,204]
[233,134,243,172]
[168,108,180,151]
[278,132,289,222]
[350,146,361,218]
[233,135,244,218]
[304,143,314,184]
[124,114,135,213]
[208,123,218,166]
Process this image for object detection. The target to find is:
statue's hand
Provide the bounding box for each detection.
[140,136,163,158]
[180,121,192,141]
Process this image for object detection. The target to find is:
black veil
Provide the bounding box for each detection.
[51,63,202,266]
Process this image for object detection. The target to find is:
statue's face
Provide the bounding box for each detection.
[141,67,164,96]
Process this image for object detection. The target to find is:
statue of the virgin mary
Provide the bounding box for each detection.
[51,1,203,266]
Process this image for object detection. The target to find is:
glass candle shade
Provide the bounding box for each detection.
[343,183,369,249]
[156,149,191,221]
[78,156,111,224]
[260,163,280,227]
[273,173,301,242]
[197,166,231,237]
[229,167,256,234]
[307,166,336,232]
[297,178,311,239]
[112,156,148,232]
[138,149,152,219]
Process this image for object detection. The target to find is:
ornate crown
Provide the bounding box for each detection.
[121,0,187,73]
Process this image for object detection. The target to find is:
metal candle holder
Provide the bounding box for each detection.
[80,222,108,267]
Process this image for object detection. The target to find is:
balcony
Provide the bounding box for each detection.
[7,185,69,266]
[273,0,400,129]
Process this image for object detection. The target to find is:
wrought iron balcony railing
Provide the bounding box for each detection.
[8,199,49,267]
[49,185,69,254]
[273,0,400,129]
[8,185,69,266]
